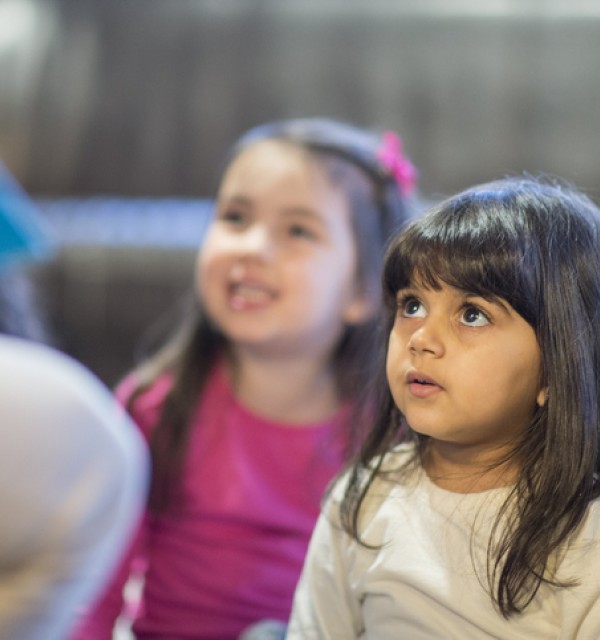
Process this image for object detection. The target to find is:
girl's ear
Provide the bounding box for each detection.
[342,284,379,326]
[536,387,548,407]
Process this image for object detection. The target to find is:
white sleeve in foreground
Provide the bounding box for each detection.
[0,337,150,640]
[287,499,363,640]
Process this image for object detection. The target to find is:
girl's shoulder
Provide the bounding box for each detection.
[115,372,174,437]
[381,441,418,470]
[328,442,418,509]
[556,497,600,582]
[115,371,173,406]
[575,497,600,541]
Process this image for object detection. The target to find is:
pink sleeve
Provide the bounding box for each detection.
[114,374,139,410]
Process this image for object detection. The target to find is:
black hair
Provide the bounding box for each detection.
[341,175,600,616]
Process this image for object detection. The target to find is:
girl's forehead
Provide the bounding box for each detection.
[220,141,326,193]
[217,141,353,227]
[230,139,309,168]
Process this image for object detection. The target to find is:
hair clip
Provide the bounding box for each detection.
[377,131,417,196]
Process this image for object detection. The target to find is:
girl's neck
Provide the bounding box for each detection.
[423,441,519,494]
[225,349,340,426]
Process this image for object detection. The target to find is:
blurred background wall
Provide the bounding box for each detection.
[1,0,599,383]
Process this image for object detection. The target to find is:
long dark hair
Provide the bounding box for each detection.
[341,175,600,617]
[126,118,416,511]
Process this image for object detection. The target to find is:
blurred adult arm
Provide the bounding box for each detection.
[0,336,149,640]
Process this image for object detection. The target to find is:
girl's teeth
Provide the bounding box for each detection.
[233,285,269,300]
[230,284,272,309]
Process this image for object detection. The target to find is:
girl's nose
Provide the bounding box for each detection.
[237,224,275,260]
[407,318,445,357]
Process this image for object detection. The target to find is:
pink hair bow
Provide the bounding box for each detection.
[377,131,417,196]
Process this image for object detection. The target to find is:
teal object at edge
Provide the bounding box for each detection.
[0,163,53,268]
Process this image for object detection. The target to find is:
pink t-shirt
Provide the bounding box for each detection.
[73,364,348,639]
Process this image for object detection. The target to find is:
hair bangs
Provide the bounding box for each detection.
[383,199,538,324]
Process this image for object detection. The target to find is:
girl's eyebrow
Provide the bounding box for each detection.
[218,194,251,207]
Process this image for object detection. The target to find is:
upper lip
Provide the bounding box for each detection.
[229,273,277,295]
[230,279,273,292]
[406,370,442,387]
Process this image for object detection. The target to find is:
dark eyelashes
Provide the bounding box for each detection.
[395,294,421,315]
[461,302,491,320]
[393,293,493,324]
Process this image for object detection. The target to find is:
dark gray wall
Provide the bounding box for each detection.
[2,0,600,384]
[2,0,600,201]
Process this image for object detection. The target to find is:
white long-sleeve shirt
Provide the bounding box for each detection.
[0,336,149,640]
[288,444,600,639]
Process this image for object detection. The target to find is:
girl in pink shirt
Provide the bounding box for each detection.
[72,118,418,639]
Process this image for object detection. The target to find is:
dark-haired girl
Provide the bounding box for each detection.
[288,176,600,639]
